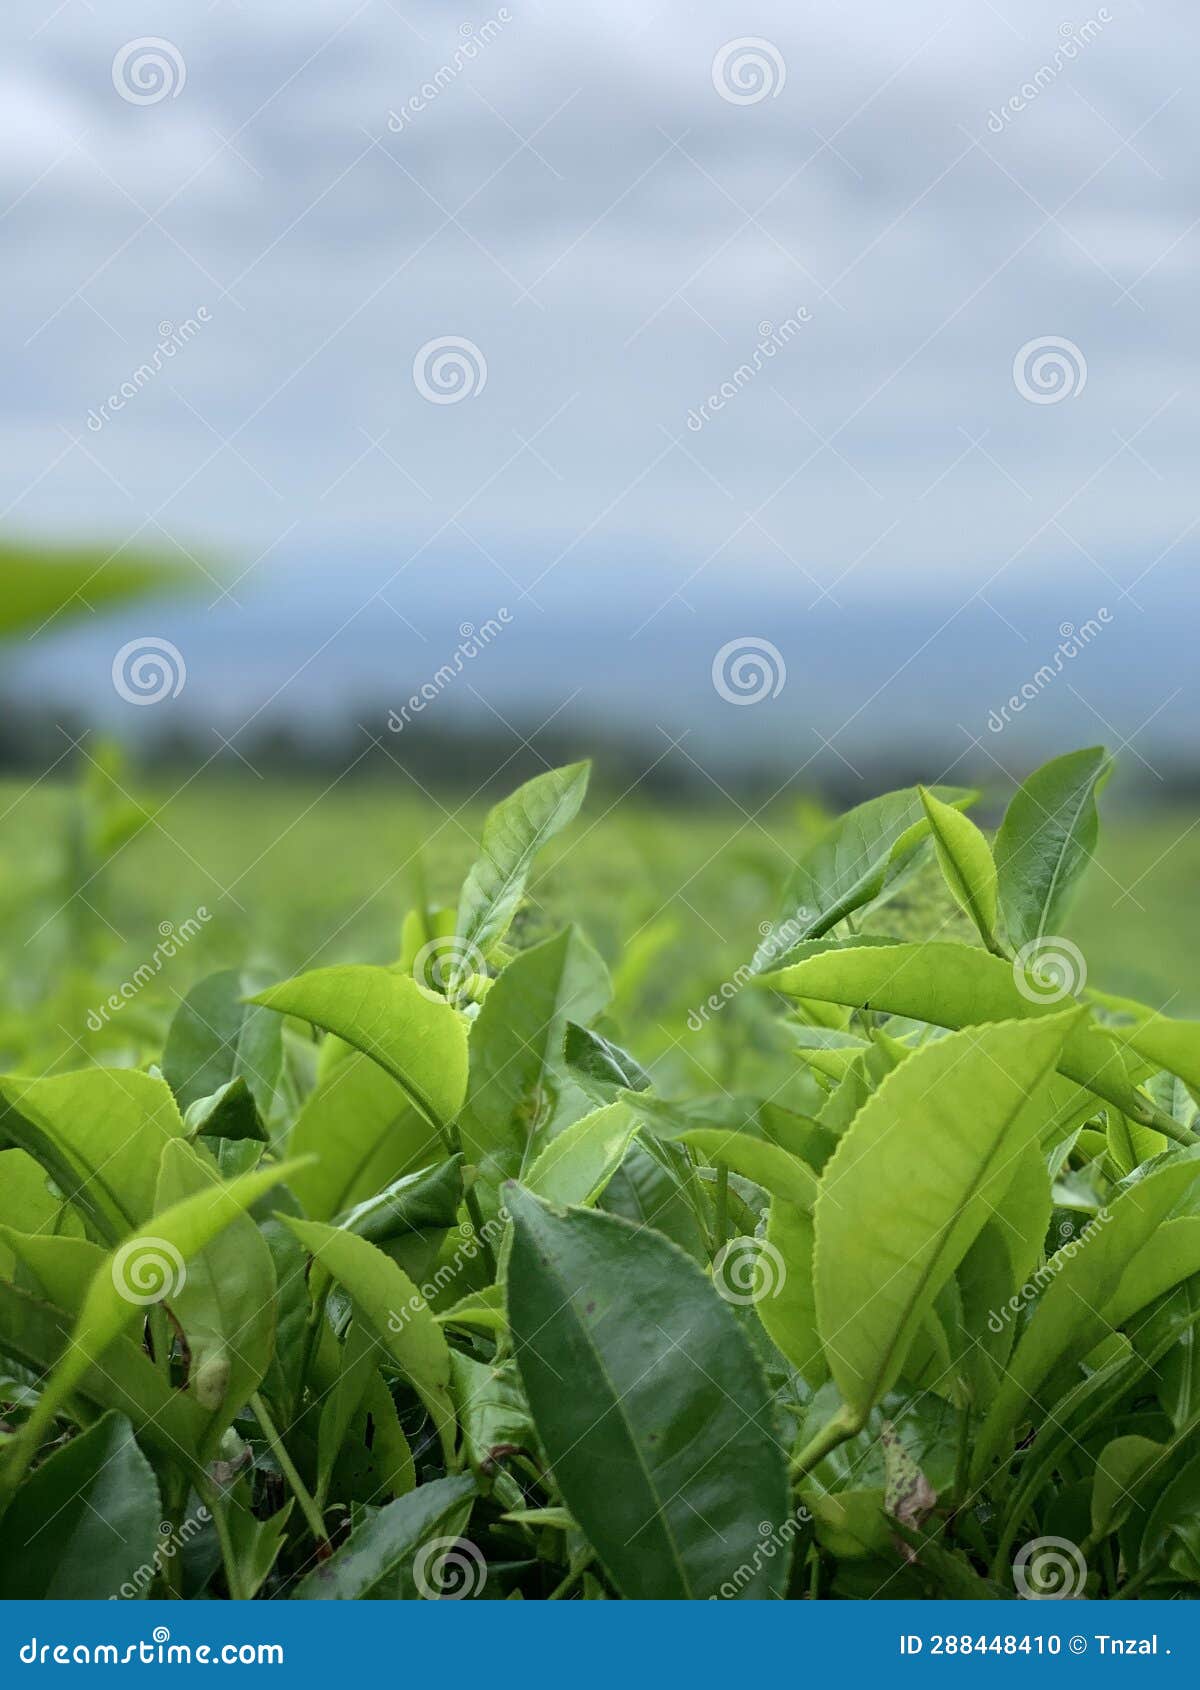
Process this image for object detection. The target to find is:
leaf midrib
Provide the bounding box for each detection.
[518,1238,694,1597]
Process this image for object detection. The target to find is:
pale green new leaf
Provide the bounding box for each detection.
[525,1102,638,1208]
[282,1218,456,1463]
[453,762,591,979]
[994,746,1110,950]
[761,943,1160,1131]
[813,1014,1073,1422]
[0,1070,187,1243]
[253,966,468,1139]
[919,786,999,951]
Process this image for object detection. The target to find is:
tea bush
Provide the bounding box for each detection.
[2,749,1199,1600]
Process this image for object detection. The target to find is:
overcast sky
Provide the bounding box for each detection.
[5,0,1197,762]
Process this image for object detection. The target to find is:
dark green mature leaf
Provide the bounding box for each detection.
[563,1022,652,1103]
[0,1413,161,1599]
[453,762,591,982]
[506,1186,790,1599]
[293,1474,477,1599]
[994,747,1111,950]
[337,1157,463,1247]
[254,966,468,1139]
[814,1015,1073,1422]
[164,969,282,1119]
[184,1077,269,1144]
[599,1141,707,1261]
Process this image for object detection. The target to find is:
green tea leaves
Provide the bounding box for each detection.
[994,747,1111,951]
[506,1186,790,1599]
[813,1015,1073,1422]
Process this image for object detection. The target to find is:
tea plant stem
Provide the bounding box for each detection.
[713,1163,729,1247]
[195,1474,246,1602]
[1135,1098,1195,1148]
[250,1391,329,1552]
[789,1403,864,1482]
